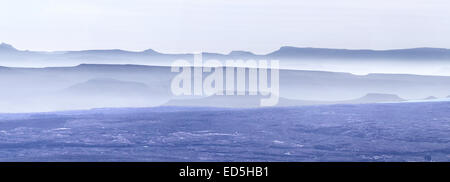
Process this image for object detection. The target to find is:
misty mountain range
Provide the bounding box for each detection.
[2,42,450,62]
[0,63,449,112]
[3,42,450,76]
[2,43,450,112]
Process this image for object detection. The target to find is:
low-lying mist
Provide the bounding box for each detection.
[0,64,449,113]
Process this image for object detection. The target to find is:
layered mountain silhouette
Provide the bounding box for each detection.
[2,42,450,62]
[2,42,450,76]
[2,42,450,112]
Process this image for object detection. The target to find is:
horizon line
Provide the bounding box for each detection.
[2,42,450,56]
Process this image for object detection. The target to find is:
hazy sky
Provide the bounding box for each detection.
[0,0,449,53]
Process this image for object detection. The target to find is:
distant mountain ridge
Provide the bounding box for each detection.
[2,42,450,60]
[0,43,17,52]
[268,46,450,60]
[1,63,450,112]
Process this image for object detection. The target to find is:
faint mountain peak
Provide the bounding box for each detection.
[142,48,161,55]
[424,96,438,100]
[0,42,18,52]
[64,49,139,57]
[228,50,255,56]
[351,93,405,103]
[278,46,301,50]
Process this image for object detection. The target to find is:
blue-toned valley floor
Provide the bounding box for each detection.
[0,102,449,161]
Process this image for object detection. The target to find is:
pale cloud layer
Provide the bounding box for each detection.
[0,0,449,53]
